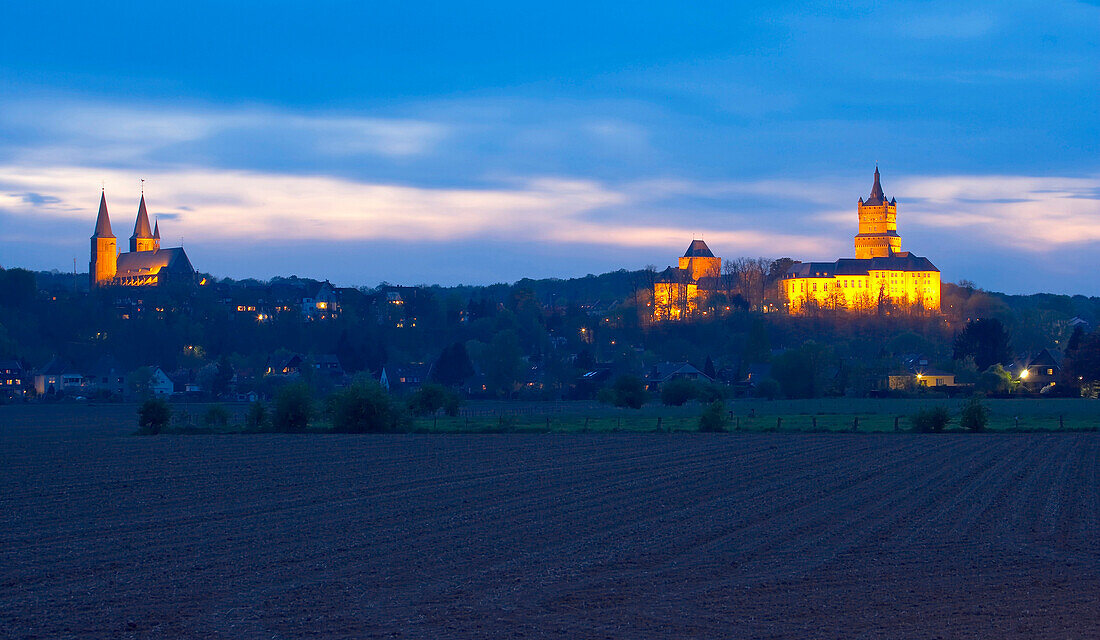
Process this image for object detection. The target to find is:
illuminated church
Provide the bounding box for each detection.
[781,168,940,313]
[90,189,195,288]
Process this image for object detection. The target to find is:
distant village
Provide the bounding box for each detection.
[2,169,1099,406]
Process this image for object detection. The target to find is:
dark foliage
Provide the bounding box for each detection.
[660,379,697,406]
[245,400,267,430]
[698,401,727,432]
[408,383,462,416]
[603,375,647,409]
[960,398,989,432]
[137,397,171,434]
[953,319,1012,371]
[203,404,230,426]
[326,379,409,433]
[432,342,475,387]
[911,406,951,433]
[273,382,313,432]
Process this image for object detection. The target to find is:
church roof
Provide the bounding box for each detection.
[153,219,160,239]
[683,239,715,258]
[116,247,195,277]
[785,254,939,278]
[131,194,154,240]
[92,191,114,238]
[865,166,887,206]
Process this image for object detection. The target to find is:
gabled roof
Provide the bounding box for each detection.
[116,247,195,277]
[38,357,77,376]
[683,239,715,258]
[649,362,708,382]
[92,191,115,238]
[131,194,154,240]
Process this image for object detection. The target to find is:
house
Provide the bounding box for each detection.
[887,369,956,390]
[312,354,347,386]
[373,366,390,391]
[1019,349,1062,389]
[266,354,304,377]
[34,358,84,396]
[302,281,339,321]
[645,362,711,392]
[88,356,127,398]
[392,362,432,392]
[742,363,773,387]
[149,368,175,397]
[0,360,28,398]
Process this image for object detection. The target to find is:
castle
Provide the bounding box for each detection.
[652,168,941,320]
[781,168,940,313]
[652,240,723,321]
[90,189,195,288]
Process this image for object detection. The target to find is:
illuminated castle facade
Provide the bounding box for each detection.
[652,240,723,321]
[781,168,940,313]
[90,190,195,288]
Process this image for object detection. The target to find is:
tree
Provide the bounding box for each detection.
[960,399,989,432]
[703,355,717,380]
[976,364,1012,395]
[273,382,313,432]
[408,383,462,416]
[744,319,771,364]
[211,356,234,398]
[128,366,155,399]
[911,406,951,433]
[1065,330,1100,384]
[326,379,408,433]
[661,378,697,406]
[699,401,728,432]
[606,375,647,409]
[137,397,171,434]
[245,400,267,430]
[432,342,475,387]
[953,318,1012,371]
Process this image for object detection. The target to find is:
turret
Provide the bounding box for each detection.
[90,190,118,288]
[152,219,161,252]
[854,166,901,259]
[130,194,156,252]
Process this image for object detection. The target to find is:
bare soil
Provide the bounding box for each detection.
[2,405,1099,639]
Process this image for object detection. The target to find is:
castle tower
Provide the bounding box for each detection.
[130,193,157,252]
[90,190,117,288]
[854,167,901,259]
[152,219,161,252]
[677,239,722,280]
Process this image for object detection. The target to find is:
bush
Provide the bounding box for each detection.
[203,404,230,427]
[754,378,780,400]
[695,381,728,404]
[610,375,647,409]
[660,379,697,406]
[911,405,951,433]
[699,401,728,432]
[408,383,462,417]
[959,398,989,432]
[137,397,171,434]
[327,380,409,433]
[273,382,313,432]
[245,400,267,430]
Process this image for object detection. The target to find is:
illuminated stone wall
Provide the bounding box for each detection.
[782,269,941,313]
[90,237,117,288]
[855,199,901,259]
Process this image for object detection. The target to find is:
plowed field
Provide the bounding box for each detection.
[2,411,1099,638]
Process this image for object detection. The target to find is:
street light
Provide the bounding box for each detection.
[1020,369,1030,380]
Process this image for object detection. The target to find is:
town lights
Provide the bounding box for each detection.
[1020,369,1030,380]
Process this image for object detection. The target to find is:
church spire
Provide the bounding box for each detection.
[130,193,156,252]
[153,219,160,239]
[92,190,115,238]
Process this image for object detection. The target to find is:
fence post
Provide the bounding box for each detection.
[736,416,740,431]
[1060,415,1064,429]
[777,417,782,430]
[546,416,551,430]
[894,416,900,432]
[812,416,817,430]
[853,416,859,432]
[657,417,663,431]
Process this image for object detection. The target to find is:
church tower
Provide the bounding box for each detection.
[152,219,161,252]
[854,167,901,259]
[130,193,157,252]
[90,190,117,288]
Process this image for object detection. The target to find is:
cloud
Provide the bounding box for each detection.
[0,164,831,260]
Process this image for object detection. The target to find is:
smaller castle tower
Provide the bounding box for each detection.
[130,193,157,253]
[152,219,161,252]
[90,190,117,288]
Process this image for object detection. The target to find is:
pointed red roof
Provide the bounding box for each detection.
[153,219,161,239]
[131,194,154,240]
[92,191,115,238]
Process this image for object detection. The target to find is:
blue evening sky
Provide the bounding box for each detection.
[1,1,1098,293]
